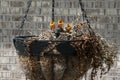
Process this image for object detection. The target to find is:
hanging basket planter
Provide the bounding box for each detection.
[13,22,118,80]
[13,0,118,80]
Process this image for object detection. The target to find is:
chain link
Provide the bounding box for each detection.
[52,0,55,21]
[79,0,90,27]
[79,0,95,35]
[17,0,32,36]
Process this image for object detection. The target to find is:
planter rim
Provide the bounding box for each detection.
[13,36,78,56]
[14,36,83,43]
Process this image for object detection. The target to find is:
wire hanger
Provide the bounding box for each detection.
[78,0,95,35]
[16,0,32,36]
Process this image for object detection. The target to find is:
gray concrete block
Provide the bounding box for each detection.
[0,57,9,64]
[106,9,117,15]
[9,1,24,7]
[1,1,9,7]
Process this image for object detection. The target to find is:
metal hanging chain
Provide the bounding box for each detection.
[52,0,55,21]
[78,0,90,27]
[78,0,94,34]
[51,1,55,79]
[17,0,32,36]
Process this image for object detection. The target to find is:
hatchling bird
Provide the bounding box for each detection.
[53,19,64,38]
[50,20,55,31]
[58,19,64,32]
[65,23,72,32]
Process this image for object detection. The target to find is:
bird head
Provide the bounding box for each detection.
[65,23,72,32]
[50,20,55,30]
[58,19,63,28]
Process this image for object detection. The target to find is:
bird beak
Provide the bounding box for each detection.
[50,20,55,30]
[58,19,63,28]
[66,23,72,32]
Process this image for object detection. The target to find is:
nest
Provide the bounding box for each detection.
[18,22,118,80]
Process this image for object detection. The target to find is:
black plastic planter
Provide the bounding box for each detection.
[13,36,78,56]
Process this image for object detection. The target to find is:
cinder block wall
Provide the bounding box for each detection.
[0,0,120,80]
